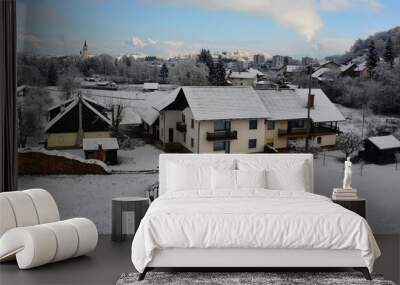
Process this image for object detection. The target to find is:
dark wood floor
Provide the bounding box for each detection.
[0,235,399,285]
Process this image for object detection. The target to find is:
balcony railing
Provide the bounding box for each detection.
[206,130,238,141]
[176,122,187,133]
[278,125,340,137]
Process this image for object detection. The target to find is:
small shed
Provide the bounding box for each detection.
[83,138,119,165]
[143,82,159,91]
[364,135,400,164]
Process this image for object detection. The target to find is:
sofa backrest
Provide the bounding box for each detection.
[0,189,60,237]
[159,154,314,196]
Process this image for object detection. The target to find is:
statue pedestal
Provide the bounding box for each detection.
[332,188,358,200]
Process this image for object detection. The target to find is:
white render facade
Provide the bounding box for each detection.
[156,86,345,154]
[160,108,265,153]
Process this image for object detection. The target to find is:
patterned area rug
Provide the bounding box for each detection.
[116,272,396,285]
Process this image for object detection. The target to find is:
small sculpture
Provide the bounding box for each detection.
[342,157,352,190]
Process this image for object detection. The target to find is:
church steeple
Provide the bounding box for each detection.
[81,41,89,59]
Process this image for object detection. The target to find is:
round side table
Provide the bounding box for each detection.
[111,197,150,242]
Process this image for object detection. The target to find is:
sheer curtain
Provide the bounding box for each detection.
[0,0,17,192]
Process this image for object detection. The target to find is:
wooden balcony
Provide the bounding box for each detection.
[206,130,238,141]
[278,125,340,137]
[176,122,187,133]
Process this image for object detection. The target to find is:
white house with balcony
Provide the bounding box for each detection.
[154,86,270,153]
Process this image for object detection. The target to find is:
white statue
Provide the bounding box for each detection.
[342,157,352,190]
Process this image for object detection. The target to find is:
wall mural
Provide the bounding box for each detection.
[16,0,400,234]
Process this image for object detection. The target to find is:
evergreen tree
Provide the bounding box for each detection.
[367,40,378,77]
[384,35,394,68]
[198,49,214,69]
[159,63,169,83]
[212,57,226,86]
[47,63,58,86]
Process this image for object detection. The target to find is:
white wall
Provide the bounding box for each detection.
[199,119,265,153]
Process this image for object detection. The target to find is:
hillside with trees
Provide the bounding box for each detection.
[329,26,400,64]
[319,27,400,118]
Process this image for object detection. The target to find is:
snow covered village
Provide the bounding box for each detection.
[16,30,400,235]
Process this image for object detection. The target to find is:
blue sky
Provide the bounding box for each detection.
[17,0,400,58]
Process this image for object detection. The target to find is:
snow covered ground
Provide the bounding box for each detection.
[62,140,162,172]
[18,173,157,234]
[18,150,400,234]
[314,151,400,234]
[336,104,399,136]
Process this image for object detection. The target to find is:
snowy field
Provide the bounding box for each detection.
[62,140,162,172]
[18,173,157,234]
[336,104,400,137]
[18,150,400,234]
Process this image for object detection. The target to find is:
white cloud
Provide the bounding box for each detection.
[132,36,147,48]
[314,37,354,55]
[148,0,324,40]
[319,0,381,11]
[129,36,191,57]
[147,38,159,44]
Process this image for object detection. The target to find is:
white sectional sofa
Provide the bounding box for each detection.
[0,189,98,269]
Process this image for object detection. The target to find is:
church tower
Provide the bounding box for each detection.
[80,41,89,59]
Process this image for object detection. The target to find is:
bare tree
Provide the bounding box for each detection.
[337,131,363,158]
[58,66,81,100]
[169,60,209,86]
[18,87,54,147]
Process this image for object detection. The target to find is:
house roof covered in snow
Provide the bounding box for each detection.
[312,67,331,79]
[340,62,355,72]
[256,89,306,120]
[83,138,119,151]
[143,82,159,90]
[295,89,345,122]
[133,90,177,126]
[256,89,345,122]
[367,135,400,150]
[157,86,271,121]
[228,68,263,79]
[45,96,112,133]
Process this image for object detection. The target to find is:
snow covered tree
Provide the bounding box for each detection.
[210,57,226,86]
[337,131,363,158]
[367,40,378,77]
[384,35,394,68]
[197,49,214,69]
[159,63,169,83]
[47,63,58,86]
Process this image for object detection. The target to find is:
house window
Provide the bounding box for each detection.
[191,119,194,129]
[267,121,275,130]
[249,119,258,130]
[248,139,257,149]
[182,114,185,123]
[183,133,186,143]
[214,120,230,131]
[191,138,194,148]
[317,137,322,144]
[288,120,305,129]
[213,141,226,151]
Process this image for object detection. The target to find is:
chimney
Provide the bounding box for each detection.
[308,94,315,108]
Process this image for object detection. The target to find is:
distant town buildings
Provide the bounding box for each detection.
[302,57,316,66]
[253,54,266,65]
[272,55,285,69]
[227,68,264,86]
